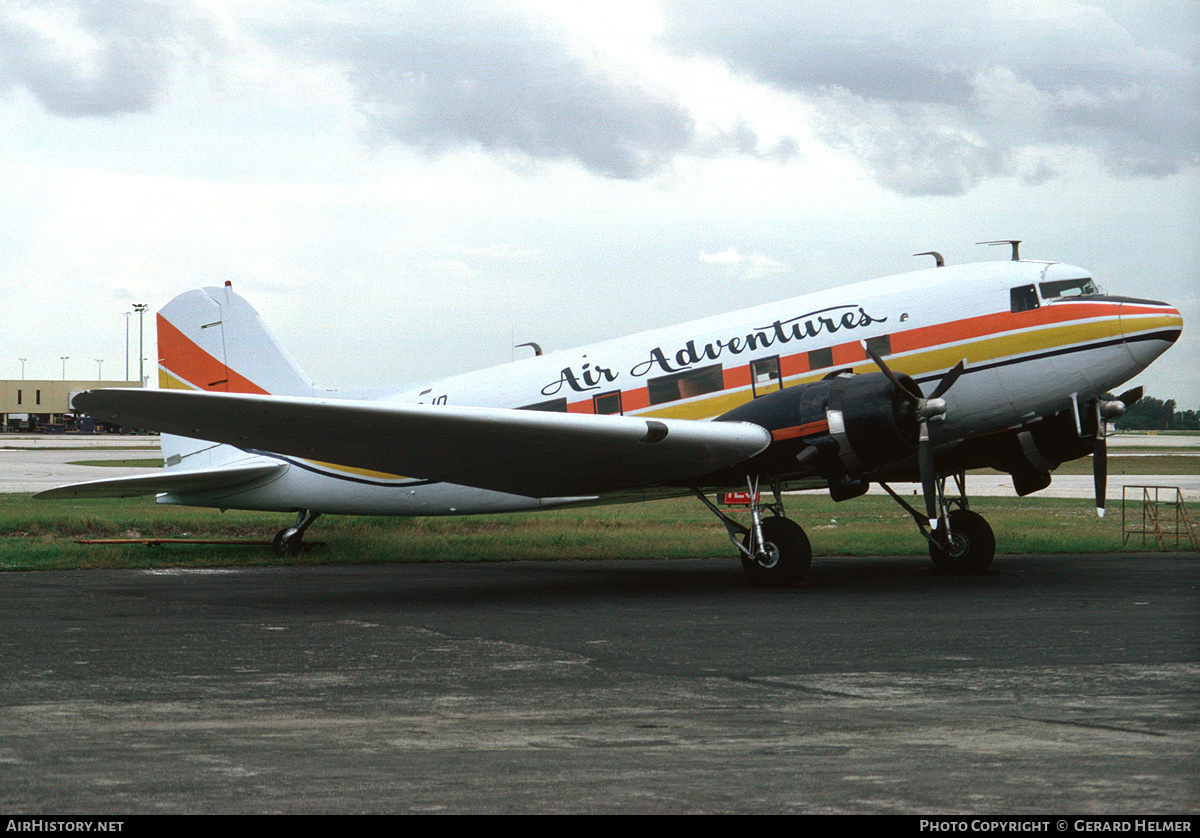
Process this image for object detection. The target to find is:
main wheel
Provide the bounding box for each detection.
[273,529,302,558]
[928,509,995,574]
[741,516,813,587]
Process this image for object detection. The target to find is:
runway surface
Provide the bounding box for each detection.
[1,553,1196,814]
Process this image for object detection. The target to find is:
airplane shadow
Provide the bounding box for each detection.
[238,553,1019,613]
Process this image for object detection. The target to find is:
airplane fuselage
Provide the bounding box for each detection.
[159,258,1181,517]
[392,260,1173,434]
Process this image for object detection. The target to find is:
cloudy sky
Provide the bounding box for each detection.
[4,0,1198,408]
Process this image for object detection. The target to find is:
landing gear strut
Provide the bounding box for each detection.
[695,476,812,587]
[880,472,995,574]
[273,510,321,558]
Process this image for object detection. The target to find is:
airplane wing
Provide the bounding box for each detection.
[70,389,772,498]
[33,462,288,499]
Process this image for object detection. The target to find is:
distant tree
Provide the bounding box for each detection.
[1114,395,1195,430]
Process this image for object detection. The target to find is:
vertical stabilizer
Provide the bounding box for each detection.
[157,282,314,469]
[158,282,314,397]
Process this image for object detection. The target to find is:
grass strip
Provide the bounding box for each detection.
[2,492,1196,572]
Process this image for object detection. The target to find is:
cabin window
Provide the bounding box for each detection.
[593,390,622,415]
[647,364,724,406]
[519,398,567,412]
[1010,285,1039,313]
[750,356,782,398]
[807,346,833,372]
[864,334,892,358]
[1040,277,1099,299]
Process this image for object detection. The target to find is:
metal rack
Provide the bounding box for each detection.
[1121,486,1198,551]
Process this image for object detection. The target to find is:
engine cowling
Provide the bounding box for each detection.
[715,371,920,497]
[944,405,1094,496]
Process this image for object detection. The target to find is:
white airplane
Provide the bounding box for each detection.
[39,241,1182,585]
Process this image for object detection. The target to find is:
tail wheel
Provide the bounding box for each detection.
[741,516,812,587]
[929,509,995,574]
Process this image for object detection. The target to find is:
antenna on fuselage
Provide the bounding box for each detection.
[979,240,1021,261]
[914,251,945,267]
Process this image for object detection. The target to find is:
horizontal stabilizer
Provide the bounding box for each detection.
[69,389,772,498]
[34,462,288,500]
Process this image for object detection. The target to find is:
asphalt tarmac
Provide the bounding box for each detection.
[1,552,1196,814]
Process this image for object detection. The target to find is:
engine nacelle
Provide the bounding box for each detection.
[715,371,919,492]
[941,406,1094,496]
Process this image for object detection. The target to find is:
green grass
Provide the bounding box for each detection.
[1042,455,1200,475]
[2,492,1195,572]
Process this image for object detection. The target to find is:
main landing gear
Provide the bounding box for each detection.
[695,476,812,587]
[698,470,995,586]
[273,510,321,558]
[880,471,995,574]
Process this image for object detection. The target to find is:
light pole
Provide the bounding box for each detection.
[124,311,131,381]
[18,358,26,380]
[132,304,148,387]
[96,359,104,380]
[61,356,69,380]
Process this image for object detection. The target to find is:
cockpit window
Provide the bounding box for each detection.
[1010,285,1039,313]
[1039,277,1099,299]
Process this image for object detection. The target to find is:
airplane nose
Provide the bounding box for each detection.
[1120,299,1183,369]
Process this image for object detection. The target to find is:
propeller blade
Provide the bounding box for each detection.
[863,349,968,531]
[1093,436,1107,518]
[1117,386,1143,407]
[928,359,966,400]
[1093,400,1108,518]
[865,348,921,403]
[918,421,938,528]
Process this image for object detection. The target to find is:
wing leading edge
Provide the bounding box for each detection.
[70,389,772,498]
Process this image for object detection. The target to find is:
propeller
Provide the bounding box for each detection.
[1090,386,1142,518]
[866,348,966,531]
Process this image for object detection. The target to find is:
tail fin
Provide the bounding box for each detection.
[157,282,314,470]
[158,281,314,397]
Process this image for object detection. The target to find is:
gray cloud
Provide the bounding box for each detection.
[0,0,219,117]
[265,3,700,180]
[7,1,1194,193]
[659,0,1200,194]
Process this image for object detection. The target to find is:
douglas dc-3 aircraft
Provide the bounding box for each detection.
[39,241,1182,585]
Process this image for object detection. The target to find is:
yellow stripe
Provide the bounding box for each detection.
[874,319,1126,380]
[158,369,198,390]
[642,388,760,420]
[301,458,410,481]
[635,318,1126,421]
[1122,312,1183,332]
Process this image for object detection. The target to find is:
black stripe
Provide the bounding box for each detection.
[912,329,1180,386]
[245,449,438,488]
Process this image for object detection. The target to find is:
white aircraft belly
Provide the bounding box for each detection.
[159,464,595,516]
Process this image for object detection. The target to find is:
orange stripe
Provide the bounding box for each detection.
[157,314,270,394]
[891,301,1121,354]
[771,419,829,441]
[558,301,1130,418]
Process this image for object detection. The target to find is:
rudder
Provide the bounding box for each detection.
[157,282,314,471]
[158,281,315,397]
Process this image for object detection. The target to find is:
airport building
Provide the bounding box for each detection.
[0,380,141,432]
